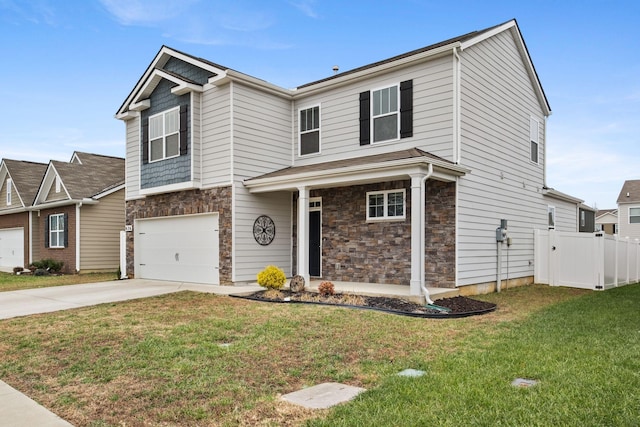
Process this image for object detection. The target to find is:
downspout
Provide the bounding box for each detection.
[76,202,81,273]
[420,163,434,304]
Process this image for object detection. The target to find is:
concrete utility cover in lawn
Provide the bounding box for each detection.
[281,382,366,409]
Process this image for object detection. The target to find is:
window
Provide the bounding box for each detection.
[49,213,65,248]
[299,106,320,155]
[149,107,180,162]
[6,178,11,205]
[614,224,619,234]
[366,189,405,220]
[359,80,413,146]
[630,207,640,224]
[548,205,556,229]
[530,117,539,163]
[580,210,585,227]
[372,85,399,142]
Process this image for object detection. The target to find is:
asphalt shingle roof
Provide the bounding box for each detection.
[617,180,640,204]
[52,152,124,199]
[3,159,48,206]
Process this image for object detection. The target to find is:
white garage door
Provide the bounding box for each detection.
[0,227,24,269]
[135,214,219,284]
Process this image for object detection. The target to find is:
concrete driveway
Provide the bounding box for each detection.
[0,279,263,320]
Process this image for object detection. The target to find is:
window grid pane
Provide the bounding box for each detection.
[369,194,384,218]
[387,192,403,217]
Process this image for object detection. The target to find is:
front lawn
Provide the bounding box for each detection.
[0,271,117,292]
[0,284,637,426]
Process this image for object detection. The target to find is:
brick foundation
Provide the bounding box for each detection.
[125,187,233,283]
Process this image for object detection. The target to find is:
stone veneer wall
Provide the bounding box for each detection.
[125,187,232,283]
[292,179,456,287]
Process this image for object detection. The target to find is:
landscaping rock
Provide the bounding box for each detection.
[289,275,306,293]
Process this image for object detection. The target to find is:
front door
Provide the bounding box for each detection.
[309,199,321,277]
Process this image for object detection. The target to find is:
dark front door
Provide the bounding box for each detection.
[309,210,321,276]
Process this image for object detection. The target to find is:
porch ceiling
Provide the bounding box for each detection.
[244,148,469,193]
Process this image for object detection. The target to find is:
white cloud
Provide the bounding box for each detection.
[98,0,199,25]
[289,0,319,18]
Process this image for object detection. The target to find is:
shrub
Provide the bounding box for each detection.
[318,281,335,297]
[257,265,286,290]
[30,259,64,273]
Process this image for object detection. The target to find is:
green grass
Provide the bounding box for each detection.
[0,284,637,426]
[311,284,640,426]
[0,271,117,292]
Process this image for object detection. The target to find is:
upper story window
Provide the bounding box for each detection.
[548,205,556,229]
[149,107,180,162]
[299,106,320,156]
[530,117,539,164]
[372,85,398,142]
[629,207,640,224]
[366,189,405,221]
[360,80,413,146]
[6,178,11,205]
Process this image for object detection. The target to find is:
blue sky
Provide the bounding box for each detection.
[1,0,638,209]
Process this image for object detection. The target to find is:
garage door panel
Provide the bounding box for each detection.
[135,214,219,284]
[0,228,24,269]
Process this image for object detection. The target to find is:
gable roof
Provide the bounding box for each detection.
[617,180,640,204]
[34,152,124,206]
[2,159,48,206]
[117,19,550,118]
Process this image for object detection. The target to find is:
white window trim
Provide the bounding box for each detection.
[49,213,65,249]
[371,84,400,144]
[298,104,321,157]
[366,189,406,221]
[548,205,556,229]
[149,106,180,163]
[629,206,640,224]
[6,178,11,206]
[530,116,540,164]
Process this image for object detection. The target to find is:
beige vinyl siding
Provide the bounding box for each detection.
[618,204,640,239]
[292,55,455,165]
[78,189,125,272]
[31,212,41,263]
[456,29,554,287]
[125,116,140,199]
[45,180,67,202]
[201,84,232,187]
[231,82,292,281]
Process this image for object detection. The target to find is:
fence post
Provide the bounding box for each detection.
[595,232,605,290]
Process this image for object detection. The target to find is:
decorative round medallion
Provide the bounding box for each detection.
[253,215,275,246]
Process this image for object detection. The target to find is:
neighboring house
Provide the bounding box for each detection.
[116,19,585,296]
[617,180,640,239]
[579,204,596,233]
[31,152,125,273]
[0,160,48,269]
[595,209,618,234]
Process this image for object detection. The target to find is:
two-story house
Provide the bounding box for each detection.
[617,180,640,239]
[116,19,584,297]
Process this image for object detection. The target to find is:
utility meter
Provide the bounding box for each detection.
[496,219,508,242]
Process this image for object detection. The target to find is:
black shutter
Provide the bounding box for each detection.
[44,214,50,248]
[359,91,370,146]
[141,119,149,164]
[179,104,188,155]
[400,80,413,138]
[63,213,68,248]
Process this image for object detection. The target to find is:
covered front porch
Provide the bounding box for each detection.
[306,280,459,303]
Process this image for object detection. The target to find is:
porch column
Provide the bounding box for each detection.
[410,174,425,295]
[297,186,310,283]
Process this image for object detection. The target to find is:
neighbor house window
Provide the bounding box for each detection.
[49,213,65,248]
[149,107,180,162]
[366,189,405,220]
[629,207,640,224]
[548,205,556,229]
[580,210,585,227]
[6,178,11,205]
[530,117,539,164]
[372,85,399,143]
[299,106,320,155]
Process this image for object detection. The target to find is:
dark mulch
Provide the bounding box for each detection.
[234,290,496,318]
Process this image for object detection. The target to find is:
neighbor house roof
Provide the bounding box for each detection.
[596,209,618,218]
[52,152,124,199]
[2,159,48,206]
[617,180,640,204]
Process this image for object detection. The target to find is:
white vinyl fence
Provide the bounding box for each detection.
[534,230,640,290]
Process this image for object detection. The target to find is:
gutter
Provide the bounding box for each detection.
[29,198,98,211]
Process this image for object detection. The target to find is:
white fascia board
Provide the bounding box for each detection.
[293,43,457,98]
[30,198,97,211]
[33,164,69,204]
[115,110,139,121]
[543,188,584,204]
[139,180,202,196]
[245,158,468,193]
[93,184,125,200]
[214,70,292,98]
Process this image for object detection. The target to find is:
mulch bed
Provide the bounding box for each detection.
[233,290,496,318]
